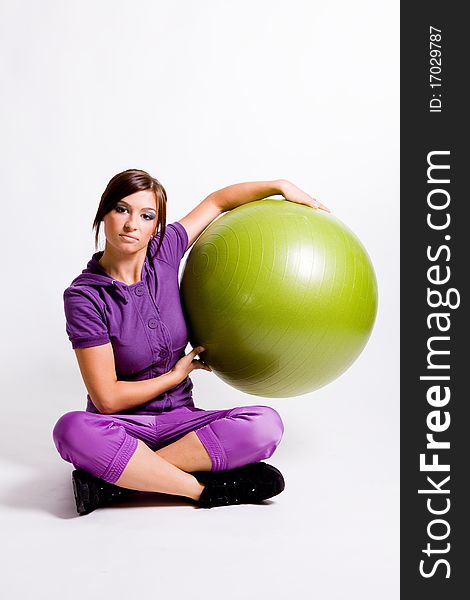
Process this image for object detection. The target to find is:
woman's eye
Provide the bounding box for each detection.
[115,206,127,213]
[142,213,156,221]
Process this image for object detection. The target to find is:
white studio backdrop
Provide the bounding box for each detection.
[0,1,399,599]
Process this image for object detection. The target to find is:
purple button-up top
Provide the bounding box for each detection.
[63,221,194,415]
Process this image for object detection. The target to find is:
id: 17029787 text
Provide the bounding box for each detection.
[429,26,443,113]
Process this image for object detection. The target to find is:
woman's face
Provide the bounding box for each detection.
[102,190,158,254]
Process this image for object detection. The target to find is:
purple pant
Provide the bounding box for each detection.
[52,405,284,484]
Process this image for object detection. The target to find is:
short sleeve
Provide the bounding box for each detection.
[148,221,189,270]
[63,287,110,349]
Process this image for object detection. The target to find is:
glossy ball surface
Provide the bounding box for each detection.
[181,200,378,397]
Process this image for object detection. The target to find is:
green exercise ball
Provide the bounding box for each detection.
[180,199,378,397]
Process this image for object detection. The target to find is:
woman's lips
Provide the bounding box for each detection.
[119,234,138,242]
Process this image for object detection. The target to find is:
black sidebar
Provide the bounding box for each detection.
[401,3,468,598]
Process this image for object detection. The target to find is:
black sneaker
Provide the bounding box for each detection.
[72,469,139,515]
[193,462,285,508]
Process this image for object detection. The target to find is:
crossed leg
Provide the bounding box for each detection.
[155,430,212,471]
[53,405,283,502]
[114,436,206,501]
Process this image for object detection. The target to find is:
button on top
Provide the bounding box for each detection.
[148,318,158,329]
[135,286,145,296]
[159,348,169,359]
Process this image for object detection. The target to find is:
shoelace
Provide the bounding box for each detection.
[209,478,259,504]
[97,483,136,505]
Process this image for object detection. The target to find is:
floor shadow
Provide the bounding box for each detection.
[1,467,199,519]
[1,466,275,519]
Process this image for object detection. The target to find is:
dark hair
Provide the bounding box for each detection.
[93,169,167,256]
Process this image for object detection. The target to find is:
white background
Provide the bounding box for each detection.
[0,1,399,599]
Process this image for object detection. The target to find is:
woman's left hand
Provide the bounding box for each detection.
[278,179,330,213]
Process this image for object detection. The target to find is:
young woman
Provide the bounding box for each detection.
[52,169,328,515]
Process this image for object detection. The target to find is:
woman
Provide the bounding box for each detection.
[52,169,328,515]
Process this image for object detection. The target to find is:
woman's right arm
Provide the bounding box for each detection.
[74,343,210,414]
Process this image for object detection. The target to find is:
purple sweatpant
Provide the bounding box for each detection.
[52,405,284,484]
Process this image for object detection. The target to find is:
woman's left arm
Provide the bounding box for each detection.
[178,179,330,250]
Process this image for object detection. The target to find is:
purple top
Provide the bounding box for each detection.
[63,221,195,415]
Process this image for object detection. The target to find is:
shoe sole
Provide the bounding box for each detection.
[72,470,95,515]
[72,470,139,515]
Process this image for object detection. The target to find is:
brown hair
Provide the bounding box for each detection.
[93,169,167,256]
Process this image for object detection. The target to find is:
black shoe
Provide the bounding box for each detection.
[72,469,139,515]
[193,462,285,508]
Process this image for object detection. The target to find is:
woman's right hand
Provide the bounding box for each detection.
[166,346,212,385]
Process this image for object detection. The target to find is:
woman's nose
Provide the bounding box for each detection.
[124,216,138,230]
